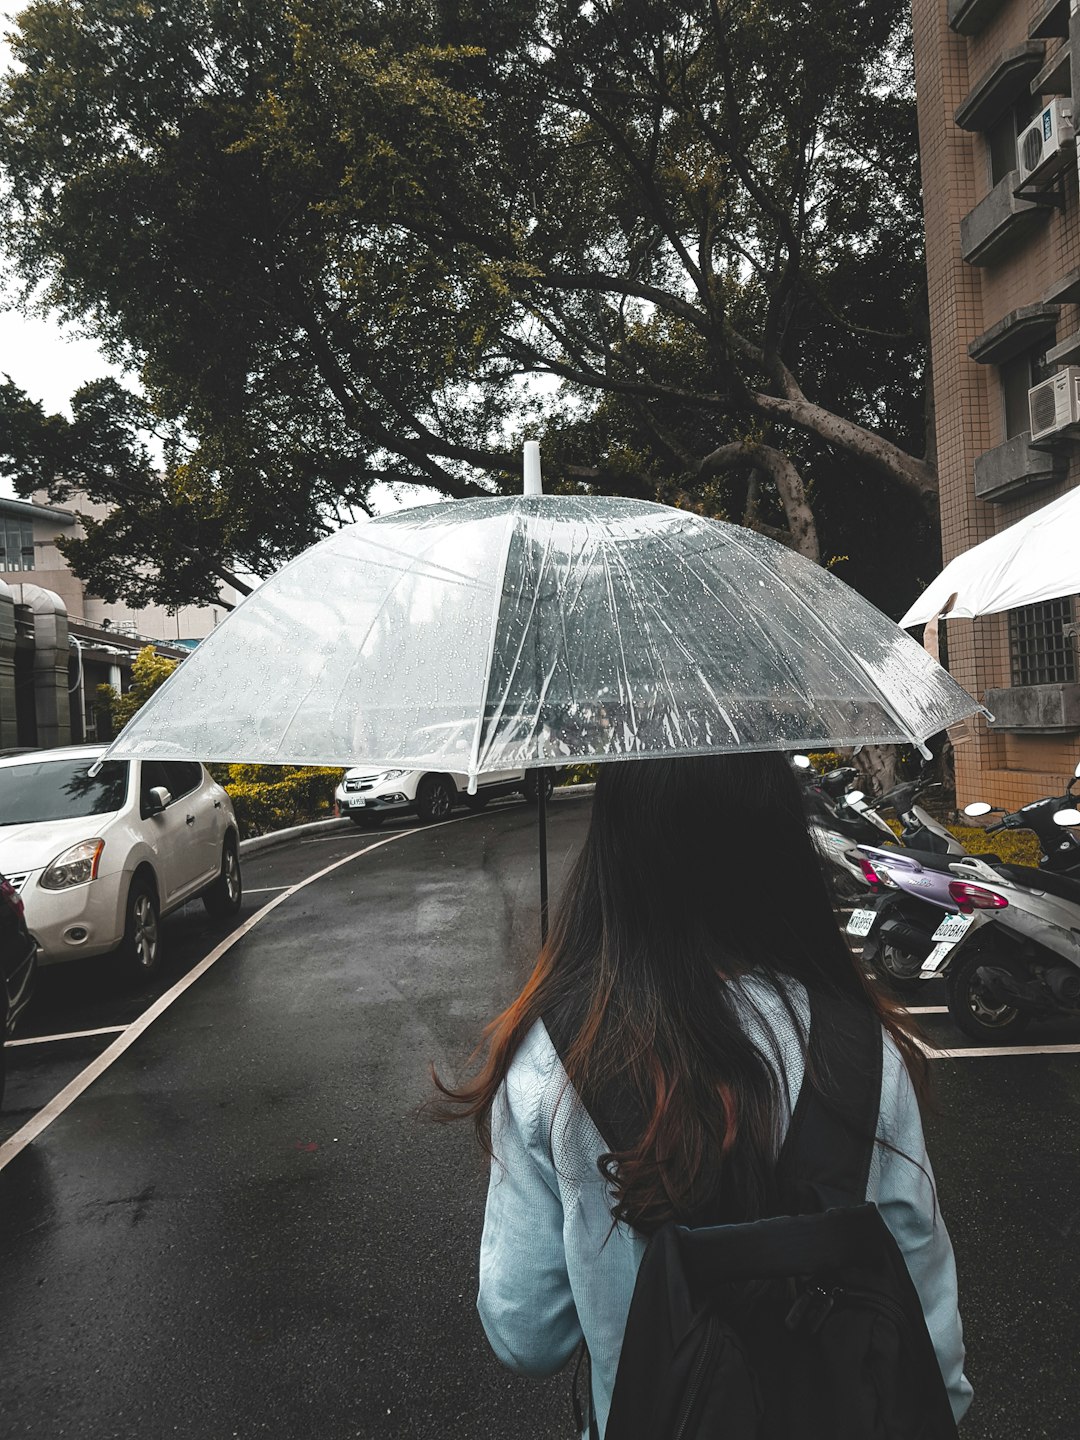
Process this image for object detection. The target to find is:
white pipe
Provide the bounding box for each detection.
[523,440,543,495]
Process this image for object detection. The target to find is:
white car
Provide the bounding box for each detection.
[0,746,242,976]
[336,763,552,827]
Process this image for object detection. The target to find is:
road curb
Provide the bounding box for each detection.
[236,783,594,858]
[238,816,352,857]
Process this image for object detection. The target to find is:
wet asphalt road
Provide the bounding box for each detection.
[2,788,1079,1438]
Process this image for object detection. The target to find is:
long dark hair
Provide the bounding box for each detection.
[434,752,929,1232]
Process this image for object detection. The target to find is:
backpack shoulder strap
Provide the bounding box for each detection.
[775,988,883,1209]
[544,984,884,1208]
[542,998,644,1156]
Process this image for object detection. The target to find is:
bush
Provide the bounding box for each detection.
[806,750,842,774]
[560,763,599,786]
[98,646,179,730]
[216,764,342,838]
[947,824,1040,867]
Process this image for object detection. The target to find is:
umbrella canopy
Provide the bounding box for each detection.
[103,494,980,778]
[900,486,1080,628]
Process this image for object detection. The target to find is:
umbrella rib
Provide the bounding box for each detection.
[646,524,810,739]
[597,537,641,747]
[468,509,518,786]
[715,520,958,748]
[274,524,485,760]
[477,518,561,771]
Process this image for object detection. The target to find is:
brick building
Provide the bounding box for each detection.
[913,0,1080,808]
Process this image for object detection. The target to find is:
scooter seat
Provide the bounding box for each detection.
[891,848,999,873]
[992,864,1080,906]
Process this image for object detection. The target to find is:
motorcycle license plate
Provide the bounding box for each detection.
[931,912,973,943]
[846,909,877,937]
[921,943,955,975]
[348,796,366,808]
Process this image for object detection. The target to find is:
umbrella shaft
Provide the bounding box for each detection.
[539,781,549,945]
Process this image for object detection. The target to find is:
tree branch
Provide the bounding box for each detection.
[698,439,819,560]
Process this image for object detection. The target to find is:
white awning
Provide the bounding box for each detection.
[900,485,1080,628]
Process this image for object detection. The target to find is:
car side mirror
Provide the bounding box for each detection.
[1054,809,1080,828]
[145,786,172,817]
[963,801,993,817]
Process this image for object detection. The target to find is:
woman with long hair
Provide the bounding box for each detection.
[435,753,971,1433]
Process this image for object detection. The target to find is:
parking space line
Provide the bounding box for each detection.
[5,1025,129,1048]
[0,818,472,1174]
[923,1041,1080,1059]
[245,886,290,893]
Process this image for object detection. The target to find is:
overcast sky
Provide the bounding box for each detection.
[3,21,127,499]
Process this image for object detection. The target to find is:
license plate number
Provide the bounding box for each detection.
[846,909,877,937]
[931,912,973,943]
[348,796,366,808]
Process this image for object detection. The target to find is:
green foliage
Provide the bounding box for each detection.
[561,763,599,786]
[947,825,1040,867]
[0,0,932,616]
[805,750,842,775]
[219,764,341,838]
[97,646,178,730]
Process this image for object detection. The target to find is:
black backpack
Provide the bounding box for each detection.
[543,990,959,1440]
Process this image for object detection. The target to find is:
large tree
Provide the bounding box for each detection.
[0,0,934,611]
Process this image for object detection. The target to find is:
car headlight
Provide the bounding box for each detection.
[381,769,407,780]
[40,838,106,890]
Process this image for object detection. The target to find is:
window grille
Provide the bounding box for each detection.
[1009,596,1078,687]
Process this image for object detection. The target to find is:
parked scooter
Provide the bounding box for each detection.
[796,755,963,905]
[794,755,895,900]
[935,825,1080,1040]
[852,764,1080,1040]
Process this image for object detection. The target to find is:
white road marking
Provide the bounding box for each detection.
[244,885,290,893]
[0,819,471,1173]
[923,1041,1080,1059]
[5,1025,129,1048]
[905,1006,949,1015]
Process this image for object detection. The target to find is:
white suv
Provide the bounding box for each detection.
[0,746,242,976]
[335,764,552,827]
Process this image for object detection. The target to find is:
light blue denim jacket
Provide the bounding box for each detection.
[478,978,972,1436]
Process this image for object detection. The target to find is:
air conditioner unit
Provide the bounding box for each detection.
[1028,367,1080,440]
[1018,99,1075,185]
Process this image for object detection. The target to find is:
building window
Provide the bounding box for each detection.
[999,343,1051,439]
[1009,596,1078,686]
[986,93,1038,186]
[0,516,35,572]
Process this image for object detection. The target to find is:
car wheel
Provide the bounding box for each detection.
[202,836,243,917]
[350,812,385,829]
[118,877,161,978]
[521,772,555,806]
[416,775,456,823]
[946,949,1030,1044]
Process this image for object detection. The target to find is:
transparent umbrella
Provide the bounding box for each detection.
[102,459,982,934]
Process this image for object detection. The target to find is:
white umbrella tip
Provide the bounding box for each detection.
[523,440,543,496]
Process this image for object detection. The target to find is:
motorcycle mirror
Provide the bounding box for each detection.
[792,754,812,770]
[846,790,866,804]
[1053,808,1080,828]
[1074,763,1080,779]
[963,801,993,817]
